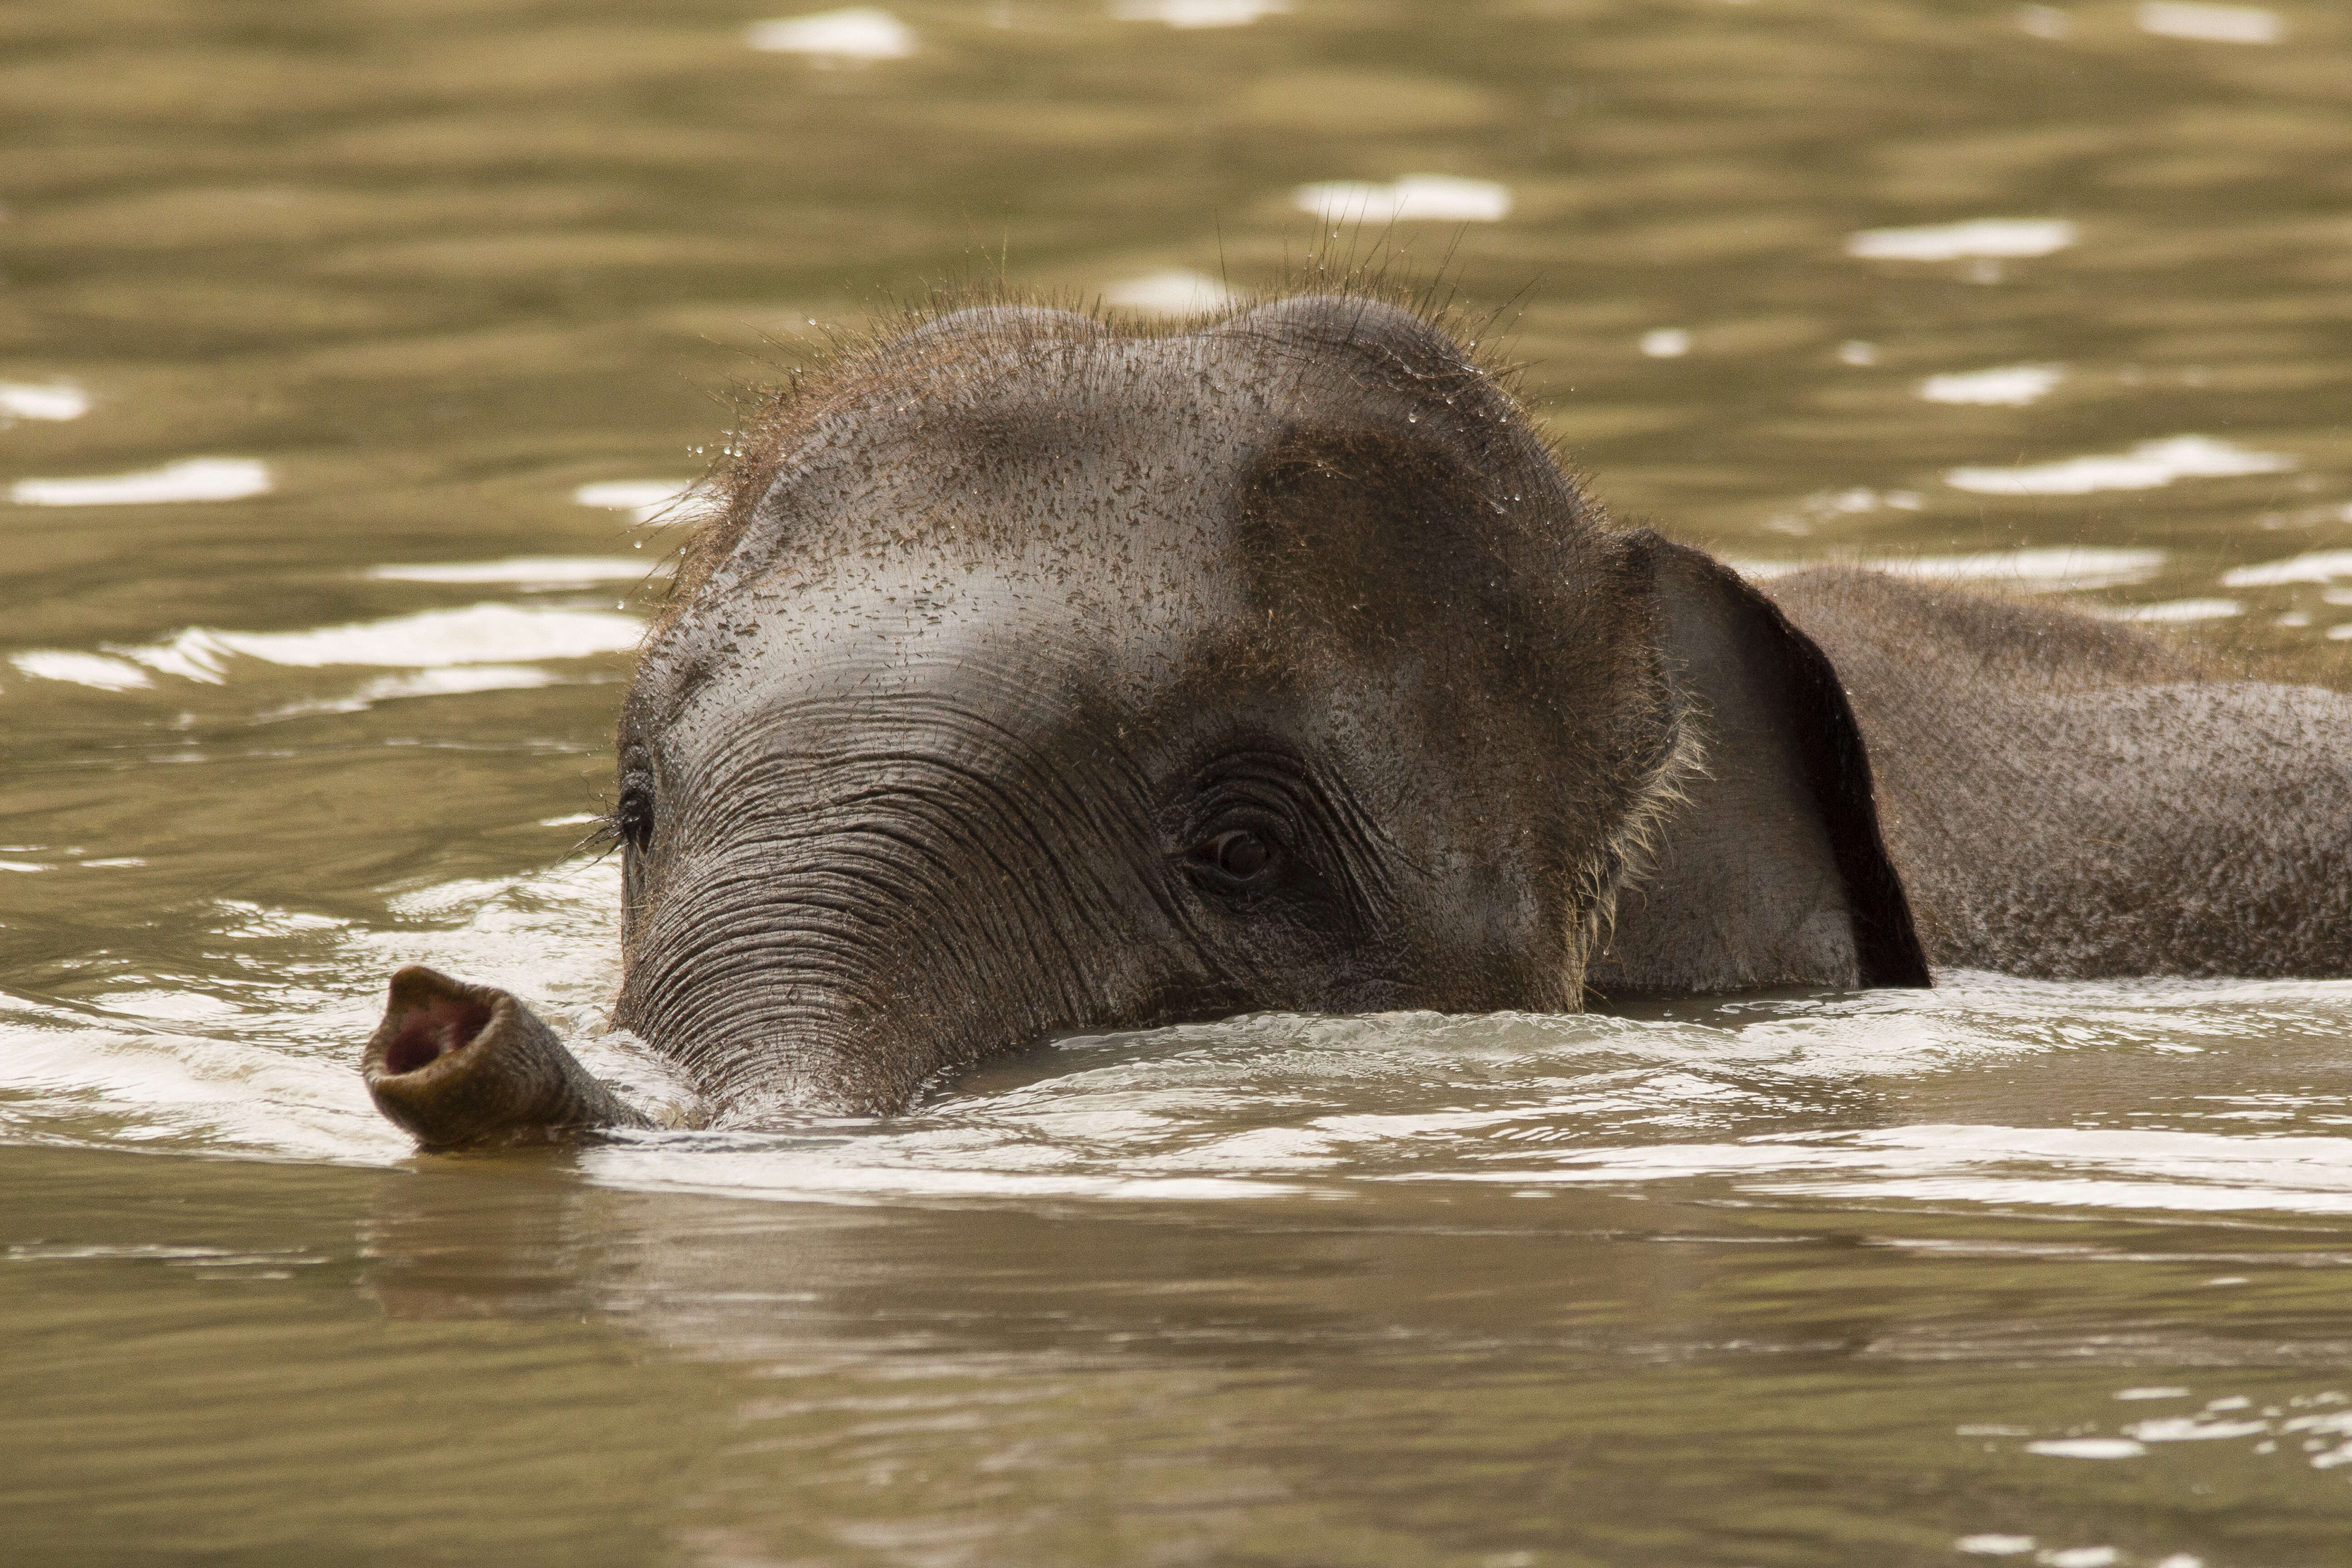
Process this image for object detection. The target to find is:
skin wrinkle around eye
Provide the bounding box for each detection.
[1175,750,1397,932]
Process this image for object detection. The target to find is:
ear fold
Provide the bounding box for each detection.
[1586,534,1928,996]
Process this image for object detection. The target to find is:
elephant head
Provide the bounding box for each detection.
[363,293,1921,1142]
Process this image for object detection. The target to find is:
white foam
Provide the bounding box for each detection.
[9,457,270,507]
[746,7,914,58]
[546,975,2352,1205]
[1293,175,1511,224]
[115,604,642,681]
[2084,597,2240,623]
[367,556,663,588]
[1103,270,1238,317]
[1920,365,2064,406]
[2219,549,2352,588]
[0,859,637,1163]
[10,651,155,691]
[1847,219,2077,262]
[572,479,705,526]
[0,380,89,422]
[1109,0,1287,24]
[7,921,2352,1234]
[1640,328,1691,358]
[0,1021,407,1165]
[2137,1,2280,44]
[1947,435,2293,495]
[1956,1538,2037,1557]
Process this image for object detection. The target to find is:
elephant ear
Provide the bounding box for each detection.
[1586,534,1929,996]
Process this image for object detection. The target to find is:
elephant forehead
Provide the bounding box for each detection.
[647,555,1240,743]
[715,309,1545,604]
[634,559,1474,840]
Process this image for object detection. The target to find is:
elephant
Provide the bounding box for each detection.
[359,293,2352,1148]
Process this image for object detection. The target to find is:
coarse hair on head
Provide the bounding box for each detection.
[645,255,1563,632]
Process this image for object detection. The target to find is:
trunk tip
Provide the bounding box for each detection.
[370,965,497,1081]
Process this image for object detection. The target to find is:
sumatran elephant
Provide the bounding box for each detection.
[359,293,2352,1147]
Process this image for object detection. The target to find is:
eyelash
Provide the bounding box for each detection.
[613,775,655,850]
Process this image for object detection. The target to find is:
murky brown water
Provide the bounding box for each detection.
[7,1,2352,1562]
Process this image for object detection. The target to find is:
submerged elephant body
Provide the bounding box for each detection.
[361,294,2352,1144]
[1767,568,2352,978]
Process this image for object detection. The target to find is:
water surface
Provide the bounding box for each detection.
[6,0,2352,1561]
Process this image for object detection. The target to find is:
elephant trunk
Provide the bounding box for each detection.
[360,965,652,1148]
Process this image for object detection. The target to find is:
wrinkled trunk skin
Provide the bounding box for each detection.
[609,836,1230,1122]
[361,965,652,1148]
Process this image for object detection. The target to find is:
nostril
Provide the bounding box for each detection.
[380,996,494,1076]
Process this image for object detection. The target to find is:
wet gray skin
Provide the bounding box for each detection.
[360,293,2352,1145]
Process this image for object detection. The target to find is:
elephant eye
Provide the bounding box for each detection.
[615,774,656,851]
[1191,828,1278,883]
